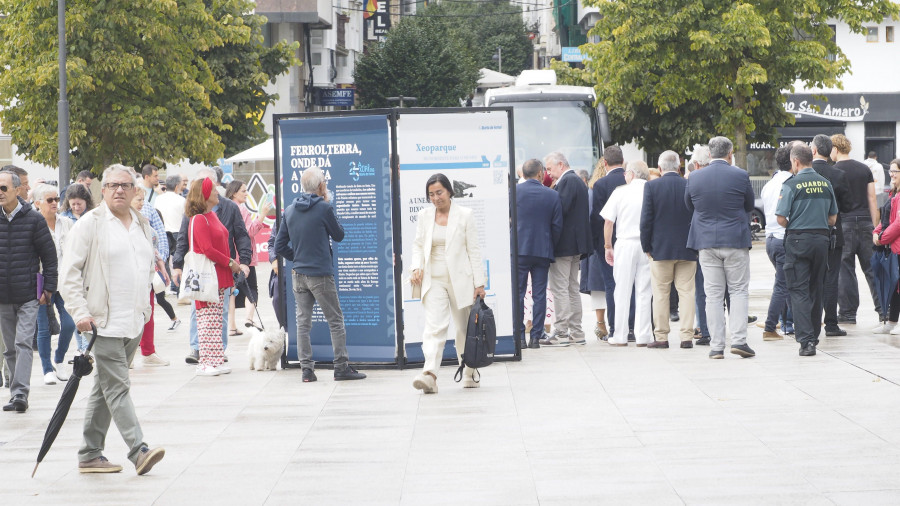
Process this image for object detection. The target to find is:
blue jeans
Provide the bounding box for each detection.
[190,286,231,351]
[36,293,76,375]
[765,236,791,332]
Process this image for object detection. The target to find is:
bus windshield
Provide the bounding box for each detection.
[503,100,599,172]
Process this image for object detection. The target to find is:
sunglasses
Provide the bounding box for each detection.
[45,197,60,203]
[0,185,7,193]
[104,182,134,190]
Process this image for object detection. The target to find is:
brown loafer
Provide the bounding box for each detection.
[680,340,693,349]
[647,340,669,349]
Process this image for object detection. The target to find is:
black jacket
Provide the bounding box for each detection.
[172,196,252,269]
[554,170,593,258]
[812,159,851,248]
[0,198,58,304]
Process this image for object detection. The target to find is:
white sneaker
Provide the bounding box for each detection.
[214,364,231,375]
[54,362,69,381]
[874,322,897,334]
[43,372,57,385]
[412,373,438,394]
[891,324,900,336]
[195,365,221,376]
[142,353,170,367]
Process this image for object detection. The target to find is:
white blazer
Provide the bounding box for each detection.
[411,202,486,310]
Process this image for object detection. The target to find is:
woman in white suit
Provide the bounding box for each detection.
[410,174,486,394]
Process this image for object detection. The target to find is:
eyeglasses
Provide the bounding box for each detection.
[0,185,7,193]
[891,170,900,175]
[45,197,60,203]
[104,182,134,190]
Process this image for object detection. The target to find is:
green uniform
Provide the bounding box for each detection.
[776,167,838,350]
[776,168,838,231]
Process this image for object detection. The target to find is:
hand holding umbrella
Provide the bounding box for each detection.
[32,323,98,478]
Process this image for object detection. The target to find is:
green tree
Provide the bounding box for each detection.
[204,6,298,158]
[0,0,294,172]
[423,0,533,77]
[579,0,899,167]
[354,16,479,108]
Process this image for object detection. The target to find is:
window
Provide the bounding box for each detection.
[867,26,879,42]
[311,52,322,66]
[888,26,895,42]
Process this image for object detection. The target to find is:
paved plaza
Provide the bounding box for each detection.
[3,246,900,505]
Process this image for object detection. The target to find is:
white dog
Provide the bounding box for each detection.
[247,327,286,371]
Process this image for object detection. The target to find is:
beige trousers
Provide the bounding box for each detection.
[650,260,697,342]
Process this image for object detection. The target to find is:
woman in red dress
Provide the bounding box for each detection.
[185,178,240,376]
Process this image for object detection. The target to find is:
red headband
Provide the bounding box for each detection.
[202,177,214,200]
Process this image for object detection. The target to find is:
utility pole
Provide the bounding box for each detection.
[58,0,70,186]
[492,46,502,73]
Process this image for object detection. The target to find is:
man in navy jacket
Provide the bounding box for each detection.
[640,151,697,349]
[274,167,365,382]
[685,136,756,359]
[545,151,592,346]
[516,159,563,348]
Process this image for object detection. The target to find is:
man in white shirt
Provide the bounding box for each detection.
[140,164,160,205]
[864,151,887,206]
[60,164,165,476]
[154,174,186,293]
[759,145,795,341]
[601,160,652,346]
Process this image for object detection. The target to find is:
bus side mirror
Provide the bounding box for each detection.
[597,103,612,144]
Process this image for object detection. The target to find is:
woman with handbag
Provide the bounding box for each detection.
[872,159,900,334]
[409,173,486,394]
[185,178,239,376]
[33,184,76,385]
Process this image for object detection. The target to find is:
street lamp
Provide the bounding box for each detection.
[58,0,70,187]
[491,46,502,73]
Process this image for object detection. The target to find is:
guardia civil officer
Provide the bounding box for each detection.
[775,143,838,357]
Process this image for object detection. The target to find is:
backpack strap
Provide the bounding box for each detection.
[453,364,464,383]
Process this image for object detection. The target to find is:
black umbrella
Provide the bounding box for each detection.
[235,271,266,330]
[872,249,899,323]
[32,323,98,478]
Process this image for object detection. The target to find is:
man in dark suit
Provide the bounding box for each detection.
[591,145,633,341]
[811,134,851,336]
[544,151,592,346]
[516,159,563,349]
[685,136,755,359]
[641,150,697,349]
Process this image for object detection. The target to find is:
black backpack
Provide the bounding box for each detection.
[454,296,496,383]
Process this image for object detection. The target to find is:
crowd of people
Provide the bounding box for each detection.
[0,161,272,475]
[2,131,895,469]
[516,134,891,363]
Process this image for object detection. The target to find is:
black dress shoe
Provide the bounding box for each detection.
[825,326,847,337]
[3,394,27,413]
[695,336,710,346]
[527,338,541,349]
[670,312,680,322]
[799,342,817,356]
[627,332,636,342]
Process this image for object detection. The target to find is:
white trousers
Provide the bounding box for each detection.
[610,238,652,344]
[421,277,470,377]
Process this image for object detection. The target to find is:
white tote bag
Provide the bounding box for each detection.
[178,215,220,304]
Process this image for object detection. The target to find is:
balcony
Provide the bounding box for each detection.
[255,0,332,28]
